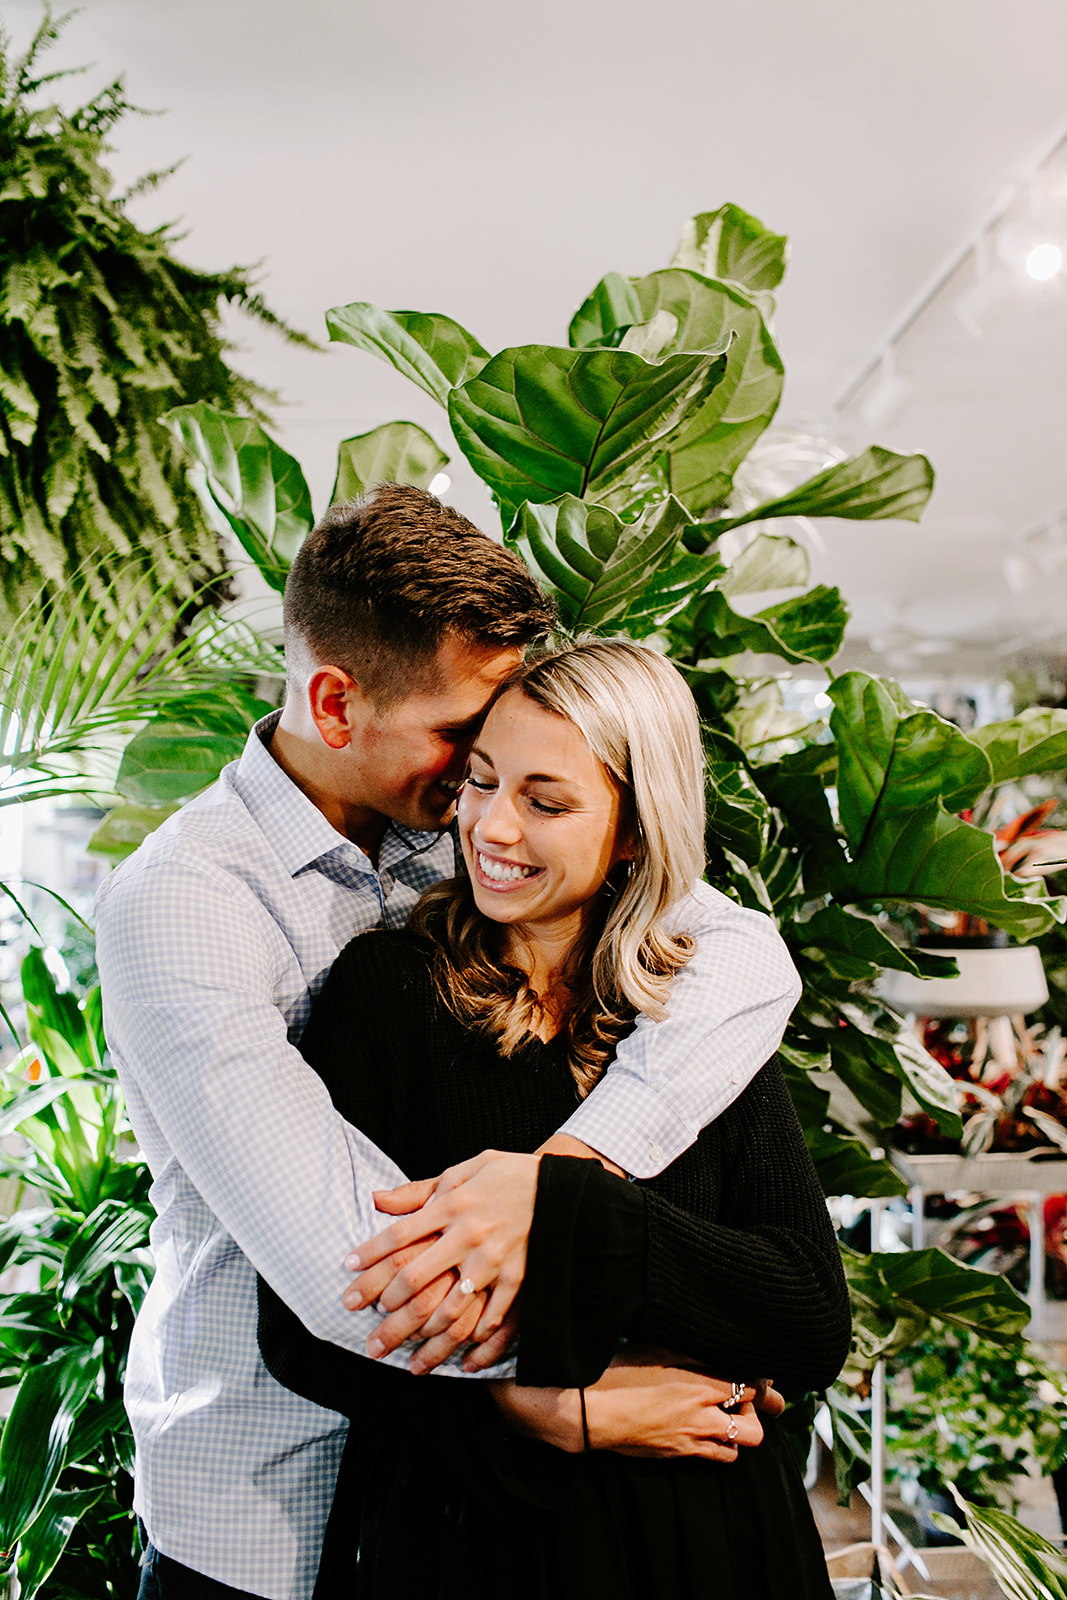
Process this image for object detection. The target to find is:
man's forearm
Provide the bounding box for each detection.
[559,882,800,1176]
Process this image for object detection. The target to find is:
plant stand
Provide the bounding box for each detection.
[893,1150,1067,1340]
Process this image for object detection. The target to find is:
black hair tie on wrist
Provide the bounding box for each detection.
[579,1387,591,1452]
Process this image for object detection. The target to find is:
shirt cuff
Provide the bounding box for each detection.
[555,1069,698,1179]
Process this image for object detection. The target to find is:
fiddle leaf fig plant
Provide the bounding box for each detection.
[157,200,1067,1219]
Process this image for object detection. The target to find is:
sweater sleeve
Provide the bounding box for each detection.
[517,1060,851,1396]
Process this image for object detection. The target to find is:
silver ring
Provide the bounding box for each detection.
[726,1420,739,1442]
[722,1381,745,1411]
[459,1277,476,1295]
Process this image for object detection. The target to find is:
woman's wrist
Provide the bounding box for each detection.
[488,1380,585,1452]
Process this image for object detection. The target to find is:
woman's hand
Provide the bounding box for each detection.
[490,1360,764,1462]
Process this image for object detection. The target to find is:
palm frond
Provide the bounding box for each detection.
[0,564,282,808]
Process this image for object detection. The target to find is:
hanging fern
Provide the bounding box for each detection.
[0,6,315,618]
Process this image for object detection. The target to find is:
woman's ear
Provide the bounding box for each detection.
[616,809,640,863]
[307,665,363,750]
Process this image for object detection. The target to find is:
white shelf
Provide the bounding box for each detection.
[891,1148,1067,1342]
[892,1149,1067,1196]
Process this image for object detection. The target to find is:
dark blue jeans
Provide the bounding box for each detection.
[137,1529,262,1600]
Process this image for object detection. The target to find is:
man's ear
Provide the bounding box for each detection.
[307,665,365,750]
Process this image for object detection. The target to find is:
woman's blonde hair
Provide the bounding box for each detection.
[409,637,707,1095]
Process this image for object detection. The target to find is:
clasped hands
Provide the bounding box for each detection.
[343,1134,618,1372]
[341,1141,779,1459]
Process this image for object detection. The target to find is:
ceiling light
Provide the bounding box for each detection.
[1025,242,1063,281]
[428,472,451,496]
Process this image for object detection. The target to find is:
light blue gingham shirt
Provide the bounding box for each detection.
[95,714,800,1599]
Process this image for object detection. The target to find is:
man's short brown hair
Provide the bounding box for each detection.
[283,483,554,708]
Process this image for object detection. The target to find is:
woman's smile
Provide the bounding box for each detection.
[473,847,544,888]
[458,688,629,953]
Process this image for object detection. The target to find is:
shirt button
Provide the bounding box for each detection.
[380,874,392,896]
[647,1140,662,1163]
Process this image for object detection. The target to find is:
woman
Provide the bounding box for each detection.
[258,638,851,1598]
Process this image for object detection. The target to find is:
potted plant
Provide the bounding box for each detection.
[887,1327,1067,1535]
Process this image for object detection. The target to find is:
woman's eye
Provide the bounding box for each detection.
[531,799,567,816]
[466,775,496,792]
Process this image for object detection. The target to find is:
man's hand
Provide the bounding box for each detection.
[344,1150,539,1368]
[491,1361,764,1461]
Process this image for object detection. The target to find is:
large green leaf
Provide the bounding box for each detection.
[17,1486,104,1599]
[828,1025,904,1126]
[689,446,935,550]
[808,981,962,1134]
[827,674,1066,938]
[832,799,1065,939]
[843,1246,1028,1369]
[631,270,784,511]
[115,724,245,806]
[330,421,448,503]
[857,1007,962,1133]
[720,532,809,596]
[830,673,992,844]
[448,342,730,521]
[671,203,789,293]
[971,707,1067,785]
[942,1488,1067,1600]
[162,403,313,590]
[692,584,849,665]
[792,904,957,981]
[20,946,83,1057]
[807,1126,909,1199]
[825,1383,873,1503]
[705,756,772,866]
[878,1249,1029,1342]
[0,1344,101,1558]
[0,1079,79,1140]
[566,268,783,513]
[505,494,691,630]
[325,304,489,407]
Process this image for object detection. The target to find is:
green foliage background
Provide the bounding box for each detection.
[0,9,311,619]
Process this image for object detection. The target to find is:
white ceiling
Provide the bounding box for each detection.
[7,0,1067,683]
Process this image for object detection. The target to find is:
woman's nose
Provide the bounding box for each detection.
[478,788,523,843]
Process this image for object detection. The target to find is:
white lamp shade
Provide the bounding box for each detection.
[881,945,1049,1018]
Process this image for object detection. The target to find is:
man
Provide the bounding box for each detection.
[96,485,801,1600]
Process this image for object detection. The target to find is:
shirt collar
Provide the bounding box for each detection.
[233,711,449,879]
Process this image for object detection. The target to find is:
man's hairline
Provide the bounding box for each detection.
[282,622,547,711]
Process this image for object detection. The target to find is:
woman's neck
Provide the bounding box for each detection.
[505,925,579,1042]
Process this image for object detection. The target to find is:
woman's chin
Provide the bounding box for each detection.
[471,885,526,923]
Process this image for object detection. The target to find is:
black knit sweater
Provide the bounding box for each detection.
[258,927,851,1405]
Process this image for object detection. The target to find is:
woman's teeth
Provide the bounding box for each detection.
[478,852,538,883]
